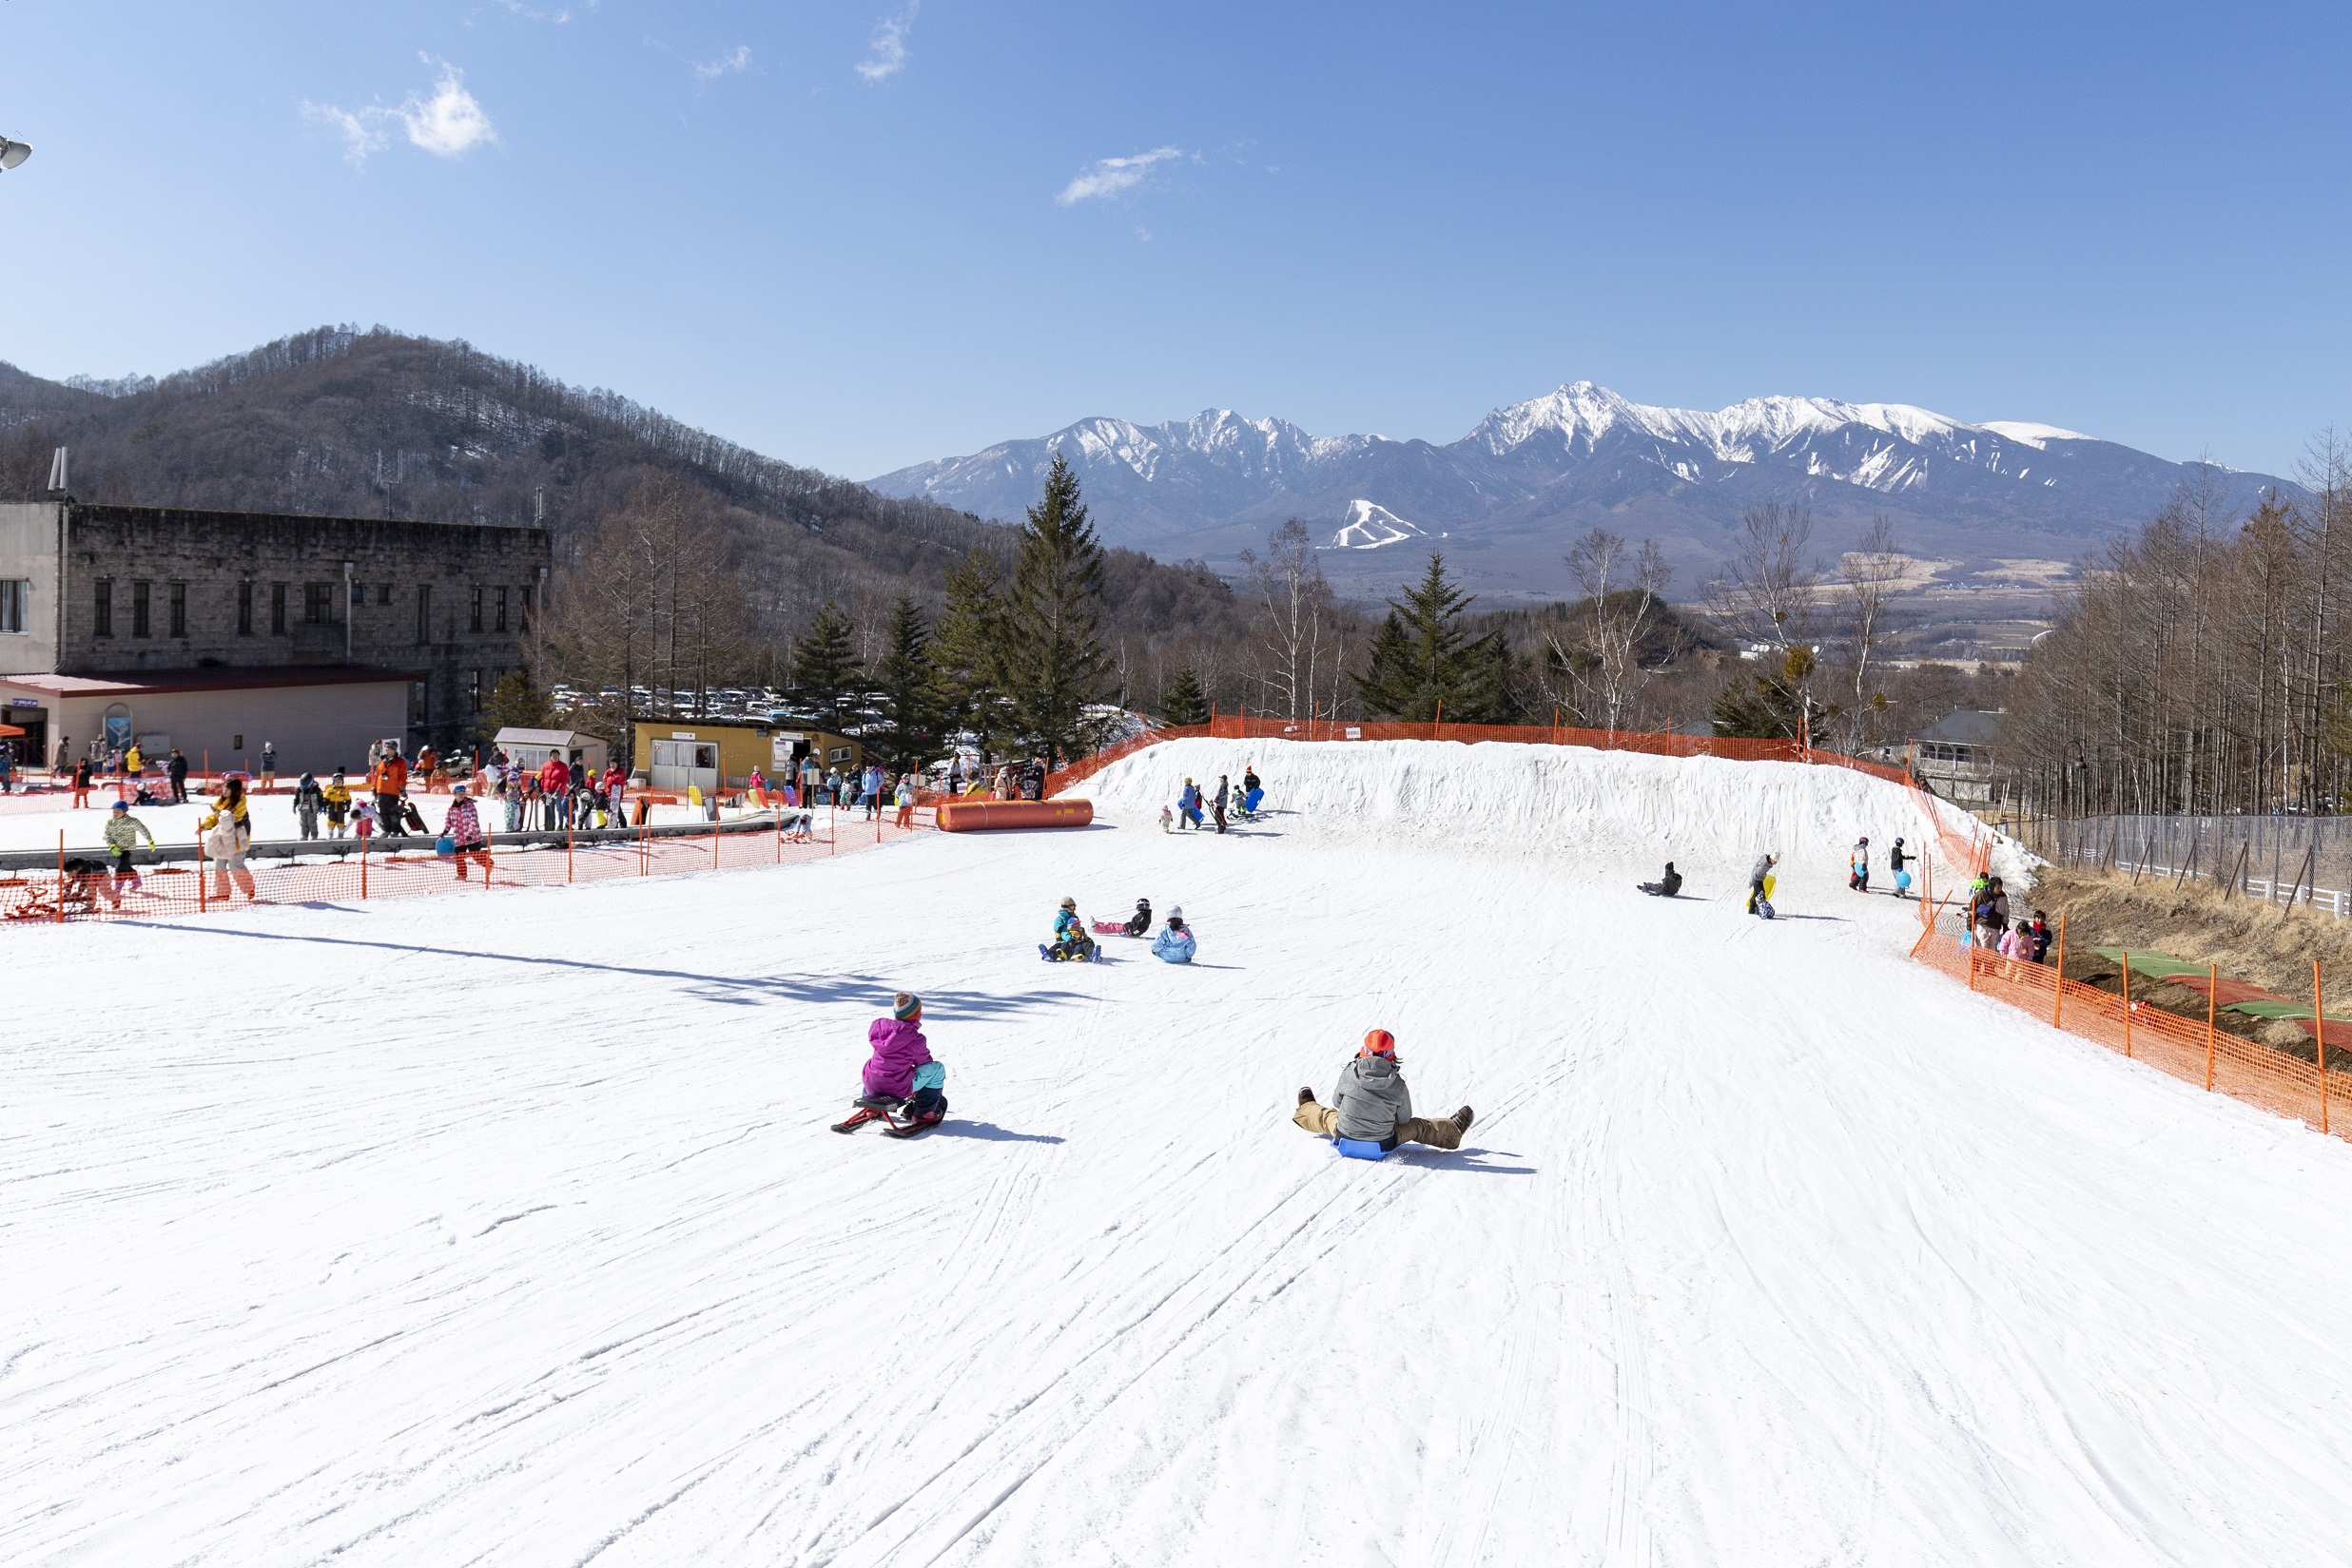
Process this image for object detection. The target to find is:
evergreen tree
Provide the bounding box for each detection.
[932,548,1009,757]
[1160,665,1211,726]
[1002,455,1111,766]
[872,594,942,771]
[1350,552,1513,722]
[1710,648,1835,740]
[475,669,554,746]
[789,601,859,727]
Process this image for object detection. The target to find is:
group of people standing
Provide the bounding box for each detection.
[1166,766,1261,834]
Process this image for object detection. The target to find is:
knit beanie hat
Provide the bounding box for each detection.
[1360,1028,1397,1059]
[892,992,921,1021]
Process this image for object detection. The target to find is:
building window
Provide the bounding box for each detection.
[237,580,253,635]
[94,579,113,637]
[350,581,364,606]
[416,585,432,646]
[470,585,484,633]
[132,581,151,638]
[469,669,483,713]
[169,582,187,638]
[304,582,332,624]
[0,579,27,634]
[495,586,509,632]
[408,680,428,725]
[378,583,390,606]
[271,583,287,635]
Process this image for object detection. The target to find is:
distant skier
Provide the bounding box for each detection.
[833,992,947,1135]
[1849,836,1870,893]
[1638,861,1682,897]
[1293,1029,1472,1152]
[1152,908,1196,963]
[1747,852,1778,917]
[1887,837,1912,899]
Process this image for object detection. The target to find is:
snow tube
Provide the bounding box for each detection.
[1334,1138,1388,1162]
[936,799,1094,832]
[1895,869,1913,892]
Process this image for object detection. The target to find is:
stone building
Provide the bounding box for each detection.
[0,501,551,773]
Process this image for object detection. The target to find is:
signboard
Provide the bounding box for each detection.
[671,731,696,740]
[1346,726,1363,740]
[8,698,38,707]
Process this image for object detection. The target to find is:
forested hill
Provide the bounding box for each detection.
[0,326,1243,648]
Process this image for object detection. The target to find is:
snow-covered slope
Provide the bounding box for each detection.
[9,743,2345,1566]
[868,383,2291,590]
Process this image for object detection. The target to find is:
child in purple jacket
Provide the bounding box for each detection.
[839,992,947,1133]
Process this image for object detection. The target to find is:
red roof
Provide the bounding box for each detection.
[0,666,426,697]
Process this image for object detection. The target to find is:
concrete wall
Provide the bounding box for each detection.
[0,502,66,673]
[53,505,550,755]
[33,682,410,781]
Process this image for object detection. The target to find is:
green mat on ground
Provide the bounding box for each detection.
[2090,946,2208,978]
[2219,999,2352,1022]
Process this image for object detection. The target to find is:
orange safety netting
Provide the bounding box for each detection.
[0,808,936,925]
[1910,926,2347,1141]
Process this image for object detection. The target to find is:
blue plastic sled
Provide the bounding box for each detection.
[1334,1137,1388,1161]
[1895,870,1913,892]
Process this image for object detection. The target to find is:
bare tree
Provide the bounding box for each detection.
[1238,519,1334,720]
[1710,502,1823,738]
[1837,514,1905,753]
[1556,528,1673,733]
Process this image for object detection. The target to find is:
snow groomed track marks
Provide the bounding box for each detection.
[6,739,2351,1566]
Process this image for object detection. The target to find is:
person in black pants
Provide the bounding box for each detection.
[1213,773,1230,834]
[168,749,190,804]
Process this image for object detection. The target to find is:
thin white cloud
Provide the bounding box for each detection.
[857,4,917,83]
[302,102,388,167]
[1057,146,1185,205]
[495,0,576,20]
[302,59,496,169]
[693,44,752,80]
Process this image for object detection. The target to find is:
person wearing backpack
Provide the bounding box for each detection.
[200,777,259,902]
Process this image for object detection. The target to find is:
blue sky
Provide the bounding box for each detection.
[1,2,2346,482]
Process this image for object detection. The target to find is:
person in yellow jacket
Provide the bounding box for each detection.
[321,769,353,836]
[199,776,259,901]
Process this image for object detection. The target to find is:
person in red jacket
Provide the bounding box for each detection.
[537,752,572,828]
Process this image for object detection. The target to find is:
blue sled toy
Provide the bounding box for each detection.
[1334,1137,1388,1161]
[1895,870,1913,892]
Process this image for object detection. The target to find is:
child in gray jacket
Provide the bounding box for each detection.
[1293,1029,1472,1152]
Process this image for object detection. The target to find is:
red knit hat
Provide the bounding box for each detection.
[1360,1028,1396,1059]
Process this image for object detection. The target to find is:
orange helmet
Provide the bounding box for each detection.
[1360,1028,1397,1058]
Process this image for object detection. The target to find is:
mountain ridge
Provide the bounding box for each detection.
[870,382,2295,597]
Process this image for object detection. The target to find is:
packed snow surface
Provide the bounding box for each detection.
[8,740,2349,1566]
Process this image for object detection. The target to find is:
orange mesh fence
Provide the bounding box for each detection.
[1910,926,2346,1141]
[0,807,937,926]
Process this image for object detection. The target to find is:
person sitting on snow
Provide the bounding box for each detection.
[1043,895,1097,962]
[842,992,945,1132]
[1293,1029,1472,1152]
[1639,861,1682,898]
[1152,907,1196,963]
[1122,897,1153,937]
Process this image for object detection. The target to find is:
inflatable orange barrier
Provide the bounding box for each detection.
[935,798,1094,833]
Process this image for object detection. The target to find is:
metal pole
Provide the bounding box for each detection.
[2052,915,2066,1030]
[2315,959,2331,1136]
[2122,950,2133,1059]
[2205,962,2218,1093]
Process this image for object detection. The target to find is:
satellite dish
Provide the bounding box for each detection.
[0,139,29,172]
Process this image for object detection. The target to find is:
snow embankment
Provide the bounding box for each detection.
[1079,735,2012,884]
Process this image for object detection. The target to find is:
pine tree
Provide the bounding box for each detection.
[1160,665,1210,726]
[1350,552,1514,722]
[475,670,554,746]
[872,594,942,771]
[1002,455,1111,766]
[789,601,859,727]
[932,548,1009,757]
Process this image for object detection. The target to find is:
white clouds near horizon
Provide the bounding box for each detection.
[304,59,496,167]
[693,45,753,81]
[1057,146,1186,205]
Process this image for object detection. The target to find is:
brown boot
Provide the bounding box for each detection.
[1297,1086,1316,1106]
[1452,1106,1474,1134]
